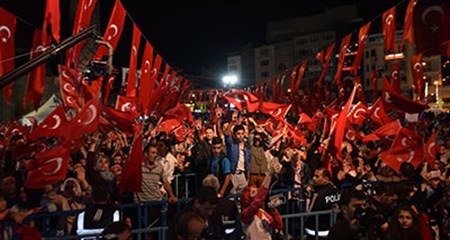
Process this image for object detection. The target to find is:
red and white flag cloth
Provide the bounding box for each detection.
[155,119,182,134]
[0,7,16,104]
[362,119,401,145]
[379,127,424,174]
[24,144,70,189]
[163,104,194,125]
[351,22,371,76]
[389,63,401,94]
[333,86,357,161]
[42,0,60,43]
[400,0,418,52]
[58,65,81,111]
[334,34,352,85]
[58,96,100,142]
[382,77,429,113]
[94,0,126,59]
[382,6,396,54]
[317,43,335,87]
[223,90,260,112]
[100,106,138,136]
[259,102,291,121]
[137,41,154,113]
[115,95,137,114]
[370,70,379,100]
[414,2,450,54]
[410,53,424,99]
[28,105,68,141]
[368,98,392,126]
[24,29,46,110]
[425,132,439,166]
[119,124,143,193]
[126,24,141,98]
[348,101,369,126]
[297,113,312,125]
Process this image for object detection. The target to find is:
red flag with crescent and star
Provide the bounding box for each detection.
[24,29,47,110]
[400,0,418,52]
[24,144,70,189]
[94,0,126,59]
[28,105,68,141]
[0,7,16,105]
[223,90,260,112]
[410,53,424,99]
[382,6,396,54]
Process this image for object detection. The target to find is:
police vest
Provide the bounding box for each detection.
[76,210,120,239]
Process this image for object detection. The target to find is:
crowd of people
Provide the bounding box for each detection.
[0,103,449,239]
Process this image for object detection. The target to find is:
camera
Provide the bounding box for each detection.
[354,206,386,237]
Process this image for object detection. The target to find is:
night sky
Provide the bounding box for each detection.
[0,0,405,87]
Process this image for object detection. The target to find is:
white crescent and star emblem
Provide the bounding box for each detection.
[407,151,415,162]
[401,137,408,147]
[346,131,355,141]
[84,0,93,10]
[384,92,393,103]
[270,108,282,117]
[427,142,435,157]
[374,107,381,119]
[63,83,75,93]
[413,63,422,73]
[422,5,445,32]
[107,24,118,41]
[0,25,12,43]
[144,60,151,73]
[43,157,63,175]
[132,46,137,56]
[62,69,70,79]
[360,34,367,43]
[121,102,132,112]
[353,108,365,119]
[66,96,75,104]
[391,71,399,79]
[49,116,61,130]
[385,14,394,25]
[82,105,97,125]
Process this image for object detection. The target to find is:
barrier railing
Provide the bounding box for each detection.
[29,183,348,239]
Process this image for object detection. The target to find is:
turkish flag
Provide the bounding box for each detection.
[334,34,352,85]
[58,97,100,142]
[382,6,396,54]
[333,86,356,161]
[42,0,60,43]
[362,119,401,145]
[163,104,194,125]
[289,63,299,93]
[11,138,48,161]
[28,105,68,141]
[382,77,429,113]
[24,144,70,189]
[425,132,439,166]
[410,53,424,99]
[172,125,192,142]
[370,71,379,100]
[351,22,371,75]
[115,95,137,114]
[0,7,16,105]
[345,124,363,142]
[379,128,424,174]
[318,43,335,87]
[348,101,369,126]
[354,76,366,105]
[259,102,291,121]
[103,75,115,105]
[58,65,81,111]
[155,119,182,134]
[368,98,392,126]
[414,2,450,54]
[294,60,308,95]
[119,124,143,193]
[264,118,282,136]
[297,113,312,125]
[24,29,46,110]
[81,75,102,102]
[4,121,30,142]
[137,41,154,113]
[401,0,418,52]
[66,0,97,67]
[389,63,401,94]
[126,24,141,98]
[100,106,137,136]
[95,0,126,59]
[223,90,260,112]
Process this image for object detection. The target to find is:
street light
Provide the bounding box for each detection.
[222,75,238,86]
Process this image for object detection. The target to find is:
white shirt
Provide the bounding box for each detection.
[158,152,177,184]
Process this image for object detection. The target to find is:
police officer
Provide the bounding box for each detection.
[305,168,340,239]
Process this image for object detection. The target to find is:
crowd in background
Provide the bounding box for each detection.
[0,106,449,240]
